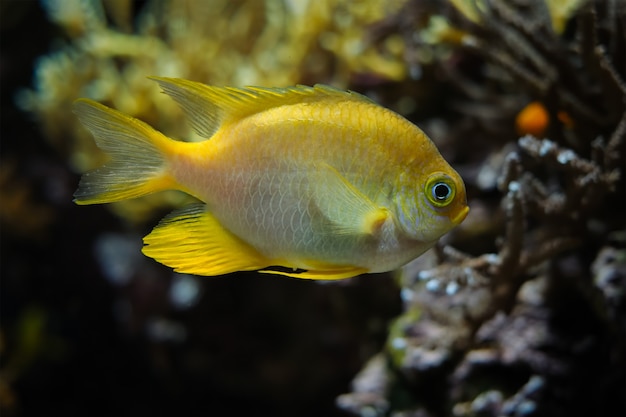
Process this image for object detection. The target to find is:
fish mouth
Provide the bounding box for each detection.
[452,206,470,225]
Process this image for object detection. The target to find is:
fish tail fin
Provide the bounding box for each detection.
[73,99,177,205]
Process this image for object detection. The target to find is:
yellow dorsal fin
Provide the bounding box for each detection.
[149,77,374,138]
[142,204,270,276]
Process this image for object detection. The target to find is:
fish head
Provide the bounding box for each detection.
[396,168,469,242]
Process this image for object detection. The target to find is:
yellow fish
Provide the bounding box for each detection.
[74,78,468,279]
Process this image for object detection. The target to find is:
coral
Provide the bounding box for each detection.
[339,1,626,416]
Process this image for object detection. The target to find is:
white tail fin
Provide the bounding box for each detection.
[73,99,175,205]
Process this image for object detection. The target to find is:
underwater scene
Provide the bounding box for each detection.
[1,0,625,416]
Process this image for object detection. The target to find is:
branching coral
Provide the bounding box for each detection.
[453,0,626,151]
[339,1,625,416]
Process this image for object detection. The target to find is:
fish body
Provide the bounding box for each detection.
[74,78,468,279]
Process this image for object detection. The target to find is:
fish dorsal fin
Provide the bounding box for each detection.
[149,77,374,138]
[309,163,391,237]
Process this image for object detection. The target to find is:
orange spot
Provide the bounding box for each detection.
[515,101,549,137]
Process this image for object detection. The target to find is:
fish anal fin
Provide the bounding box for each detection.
[259,265,368,280]
[142,204,269,276]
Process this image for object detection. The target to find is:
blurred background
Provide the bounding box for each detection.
[1,1,625,417]
[1,2,404,416]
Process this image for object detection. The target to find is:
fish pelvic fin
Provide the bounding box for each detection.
[73,99,177,205]
[142,204,270,276]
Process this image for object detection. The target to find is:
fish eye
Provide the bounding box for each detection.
[433,182,451,201]
[425,174,456,207]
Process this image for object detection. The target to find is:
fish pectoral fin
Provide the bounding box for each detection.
[142,204,269,276]
[309,163,391,237]
[259,265,368,280]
